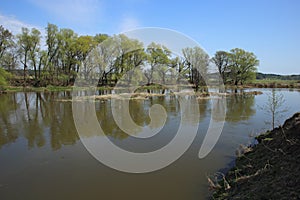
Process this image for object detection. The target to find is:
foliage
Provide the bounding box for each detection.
[211,49,259,87]
[256,72,300,80]
[0,25,14,60]
[145,42,171,85]
[182,46,209,90]
[228,48,259,86]
[211,51,230,84]
[1,22,262,89]
[0,67,12,91]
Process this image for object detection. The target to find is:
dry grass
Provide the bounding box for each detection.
[211,113,300,199]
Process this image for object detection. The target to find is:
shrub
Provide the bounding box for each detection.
[0,67,12,91]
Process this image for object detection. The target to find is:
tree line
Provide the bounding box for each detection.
[256,72,300,81]
[0,24,259,89]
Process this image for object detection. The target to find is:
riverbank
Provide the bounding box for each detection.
[247,79,300,89]
[1,85,115,92]
[211,112,300,199]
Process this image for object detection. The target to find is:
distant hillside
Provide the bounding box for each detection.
[256,72,300,80]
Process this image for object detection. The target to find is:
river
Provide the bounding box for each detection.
[0,88,299,199]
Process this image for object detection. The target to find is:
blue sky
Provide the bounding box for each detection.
[0,0,299,74]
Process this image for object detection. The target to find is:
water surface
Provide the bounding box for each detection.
[0,88,299,199]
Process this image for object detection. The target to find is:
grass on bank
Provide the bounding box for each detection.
[2,79,300,93]
[250,79,300,88]
[252,79,299,84]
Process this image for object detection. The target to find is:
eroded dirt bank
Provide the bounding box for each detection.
[212,112,300,199]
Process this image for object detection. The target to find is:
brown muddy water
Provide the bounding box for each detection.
[0,88,299,199]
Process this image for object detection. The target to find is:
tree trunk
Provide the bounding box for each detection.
[272,113,275,129]
[33,65,37,81]
[23,54,28,86]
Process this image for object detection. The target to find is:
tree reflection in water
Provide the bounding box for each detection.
[0,91,258,150]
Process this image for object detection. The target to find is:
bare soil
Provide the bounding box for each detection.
[211,112,300,199]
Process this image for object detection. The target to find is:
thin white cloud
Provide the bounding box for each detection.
[119,16,140,33]
[28,0,102,25]
[0,13,44,35]
[0,13,46,47]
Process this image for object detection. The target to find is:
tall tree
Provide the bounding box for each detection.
[76,35,96,81]
[28,28,41,81]
[228,48,259,86]
[92,36,119,86]
[17,27,42,82]
[169,56,182,84]
[1,44,18,71]
[211,51,230,84]
[45,23,60,76]
[17,27,31,82]
[58,28,78,84]
[94,33,109,44]
[0,25,14,61]
[145,42,171,85]
[182,46,209,90]
[36,50,47,83]
[77,36,96,63]
[110,34,144,82]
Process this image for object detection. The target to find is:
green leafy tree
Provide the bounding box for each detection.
[211,51,230,84]
[182,47,209,90]
[0,25,14,61]
[94,33,109,44]
[114,34,145,83]
[28,28,42,81]
[45,23,60,77]
[95,36,119,86]
[1,44,18,71]
[17,27,41,82]
[169,56,184,84]
[58,28,78,84]
[17,27,31,81]
[36,50,47,83]
[76,35,97,80]
[145,42,171,85]
[77,35,96,63]
[228,48,259,86]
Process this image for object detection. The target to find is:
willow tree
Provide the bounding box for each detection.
[58,28,78,84]
[45,23,60,77]
[0,25,14,61]
[211,51,230,84]
[76,35,97,81]
[228,48,259,86]
[182,46,209,90]
[113,34,145,84]
[17,27,42,82]
[0,26,17,71]
[28,28,42,81]
[145,42,171,85]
